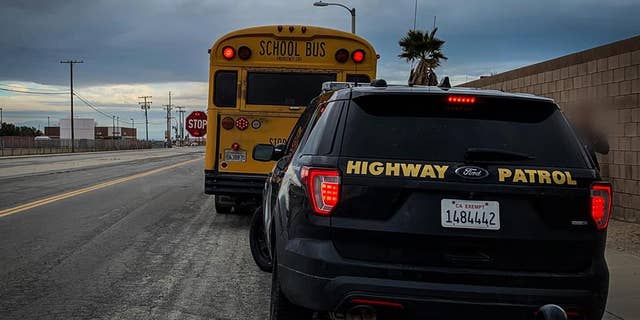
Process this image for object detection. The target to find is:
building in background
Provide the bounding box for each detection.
[95,127,136,139]
[59,118,95,140]
[462,35,640,222]
[44,127,60,139]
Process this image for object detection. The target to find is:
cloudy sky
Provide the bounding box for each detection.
[1,0,638,139]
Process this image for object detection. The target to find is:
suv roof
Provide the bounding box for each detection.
[325,80,553,103]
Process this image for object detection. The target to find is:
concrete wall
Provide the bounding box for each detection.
[461,35,640,222]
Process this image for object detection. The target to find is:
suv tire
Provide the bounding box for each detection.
[269,254,313,320]
[250,207,273,272]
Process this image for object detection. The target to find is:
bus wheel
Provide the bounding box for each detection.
[250,207,273,272]
[215,196,233,214]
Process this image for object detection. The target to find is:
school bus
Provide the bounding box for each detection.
[204,25,377,213]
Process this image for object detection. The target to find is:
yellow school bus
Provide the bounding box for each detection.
[204,25,377,213]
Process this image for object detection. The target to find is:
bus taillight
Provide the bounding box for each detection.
[222,46,235,60]
[335,49,349,63]
[352,49,365,63]
[221,117,234,130]
[235,117,249,130]
[238,46,252,60]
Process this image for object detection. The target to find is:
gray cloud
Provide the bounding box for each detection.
[1,0,639,86]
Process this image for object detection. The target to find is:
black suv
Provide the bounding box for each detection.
[251,81,611,320]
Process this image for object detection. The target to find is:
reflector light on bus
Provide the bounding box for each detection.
[335,49,349,63]
[222,46,235,60]
[352,49,365,63]
[447,96,476,104]
[231,142,240,151]
[238,46,252,60]
[235,117,249,130]
[221,117,234,130]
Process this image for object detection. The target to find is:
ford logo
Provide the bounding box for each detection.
[455,166,489,179]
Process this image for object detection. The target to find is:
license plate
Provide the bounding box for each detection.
[224,150,246,162]
[441,199,500,230]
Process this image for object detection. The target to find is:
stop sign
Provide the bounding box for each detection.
[186,111,207,137]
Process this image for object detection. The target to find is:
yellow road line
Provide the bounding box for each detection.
[0,157,202,218]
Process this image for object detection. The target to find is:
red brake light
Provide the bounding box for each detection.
[222,46,235,60]
[235,117,249,130]
[448,96,476,104]
[591,183,612,230]
[231,142,240,151]
[351,49,365,63]
[302,167,340,215]
[221,117,234,130]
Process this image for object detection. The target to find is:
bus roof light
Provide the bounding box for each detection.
[238,46,252,60]
[222,46,235,60]
[352,49,365,63]
[335,49,349,63]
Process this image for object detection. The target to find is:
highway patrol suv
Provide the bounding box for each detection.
[251,80,611,320]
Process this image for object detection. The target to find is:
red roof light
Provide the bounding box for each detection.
[352,49,365,63]
[222,46,235,60]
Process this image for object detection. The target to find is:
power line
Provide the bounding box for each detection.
[74,92,116,120]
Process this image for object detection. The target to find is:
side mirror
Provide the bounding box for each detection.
[252,144,275,162]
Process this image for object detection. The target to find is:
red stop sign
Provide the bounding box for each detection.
[186,111,207,137]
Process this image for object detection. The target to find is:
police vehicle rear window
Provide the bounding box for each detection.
[246,72,336,106]
[341,94,588,168]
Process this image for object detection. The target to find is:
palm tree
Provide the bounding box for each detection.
[399,28,447,86]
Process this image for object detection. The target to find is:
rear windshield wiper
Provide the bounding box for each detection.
[464,147,535,163]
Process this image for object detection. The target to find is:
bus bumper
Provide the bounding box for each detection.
[204,170,266,195]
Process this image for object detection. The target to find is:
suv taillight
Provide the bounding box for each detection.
[301,167,340,215]
[591,182,612,230]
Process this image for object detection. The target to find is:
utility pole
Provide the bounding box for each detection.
[60,60,83,152]
[112,115,116,139]
[116,116,120,138]
[175,106,185,146]
[130,118,134,128]
[47,116,50,127]
[0,107,3,124]
[163,91,173,148]
[138,96,152,141]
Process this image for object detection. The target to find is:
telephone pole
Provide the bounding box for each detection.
[163,91,173,148]
[175,106,186,146]
[138,96,152,141]
[112,115,116,139]
[60,60,83,152]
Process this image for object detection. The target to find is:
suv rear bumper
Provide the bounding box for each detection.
[278,238,608,319]
[204,170,266,195]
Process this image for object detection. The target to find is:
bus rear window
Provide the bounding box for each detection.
[214,71,237,107]
[246,72,336,106]
[341,94,588,168]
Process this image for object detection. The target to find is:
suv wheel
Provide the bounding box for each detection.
[249,207,273,272]
[269,254,313,320]
[214,196,232,214]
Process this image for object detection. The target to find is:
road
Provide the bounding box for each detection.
[0,148,270,319]
[0,148,637,319]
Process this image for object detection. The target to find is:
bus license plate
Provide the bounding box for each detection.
[441,199,500,230]
[224,150,246,162]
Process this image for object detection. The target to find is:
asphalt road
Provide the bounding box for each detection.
[0,148,637,319]
[0,148,270,319]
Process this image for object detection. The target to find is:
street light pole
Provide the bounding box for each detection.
[313,1,356,34]
[0,107,3,124]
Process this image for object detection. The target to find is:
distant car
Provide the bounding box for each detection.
[251,80,611,320]
[34,136,51,141]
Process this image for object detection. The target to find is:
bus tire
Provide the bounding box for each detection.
[215,197,233,214]
[250,207,273,272]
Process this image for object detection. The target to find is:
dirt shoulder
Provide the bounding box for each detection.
[607,219,640,257]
